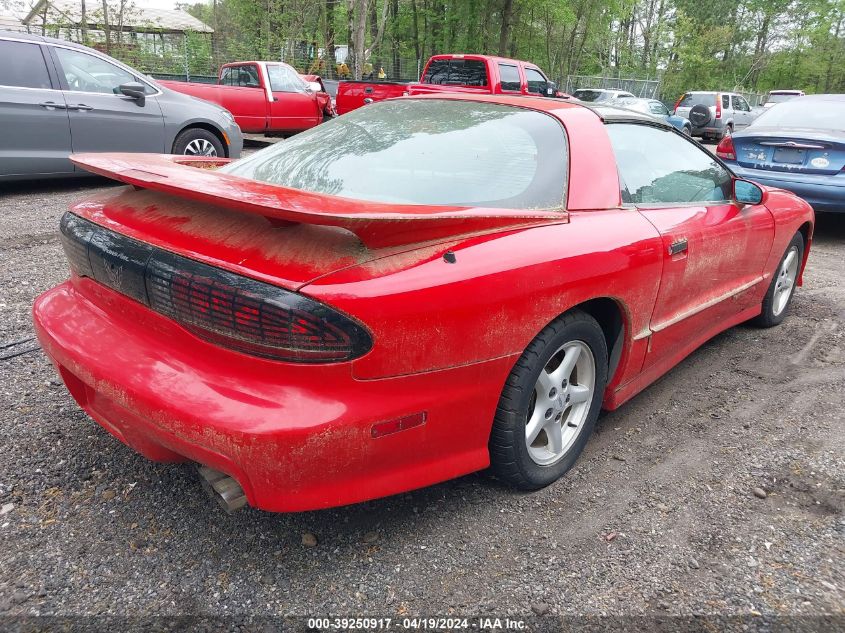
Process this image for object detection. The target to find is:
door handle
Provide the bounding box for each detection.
[669,238,688,256]
[364,87,374,94]
[67,104,94,111]
[39,101,67,109]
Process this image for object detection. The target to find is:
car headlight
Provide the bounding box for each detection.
[220,109,236,125]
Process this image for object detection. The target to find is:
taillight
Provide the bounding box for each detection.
[716,135,735,160]
[60,213,372,363]
[715,94,722,119]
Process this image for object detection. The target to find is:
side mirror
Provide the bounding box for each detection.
[119,82,146,106]
[734,179,765,205]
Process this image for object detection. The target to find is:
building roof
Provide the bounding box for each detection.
[23,0,212,34]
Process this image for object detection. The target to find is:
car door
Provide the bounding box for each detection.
[733,95,753,129]
[217,64,268,132]
[0,38,72,177]
[605,123,775,367]
[49,45,165,154]
[264,64,320,132]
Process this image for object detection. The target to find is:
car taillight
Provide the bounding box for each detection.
[715,94,722,119]
[716,135,735,160]
[60,213,372,363]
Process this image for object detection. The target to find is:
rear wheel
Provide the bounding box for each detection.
[172,128,225,157]
[753,232,804,328]
[489,311,608,490]
[721,123,733,140]
[682,125,692,136]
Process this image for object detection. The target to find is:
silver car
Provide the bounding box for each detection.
[0,31,243,181]
[673,91,758,140]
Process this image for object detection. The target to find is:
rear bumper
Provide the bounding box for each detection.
[33,278,512,512]
[690,123,726,137]
[730,165,845,212]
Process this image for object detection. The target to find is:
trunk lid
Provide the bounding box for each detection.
[732,127,845,176]
[68,153,565,290]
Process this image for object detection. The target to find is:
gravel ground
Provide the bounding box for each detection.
[0,143,843,628]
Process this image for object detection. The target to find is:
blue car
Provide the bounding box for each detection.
[715,94,845,212]
[611,97,692,135]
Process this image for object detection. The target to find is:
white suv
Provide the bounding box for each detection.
[673,91,759,140]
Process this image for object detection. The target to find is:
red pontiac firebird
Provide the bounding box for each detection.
[33,94,814,513]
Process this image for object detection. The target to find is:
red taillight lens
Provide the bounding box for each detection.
[146,257,371,362]
[61,213,372,363]
[715,93,722,119]
[716,135,736,160]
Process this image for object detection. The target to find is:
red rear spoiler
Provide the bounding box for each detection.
[70,153,567,249]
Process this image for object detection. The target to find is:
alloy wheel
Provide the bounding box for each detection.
[525,340,596,466]
[184,138,218,157]
[773,245,800,316]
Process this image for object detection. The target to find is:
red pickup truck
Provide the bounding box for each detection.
[160,61,334,136]
[335,54,567,115]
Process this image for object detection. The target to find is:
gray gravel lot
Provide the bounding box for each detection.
[0,141,843,626]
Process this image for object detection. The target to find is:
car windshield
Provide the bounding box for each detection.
[574,89,609,102]
[678,93,716,107]
[752,98,844,130]
[220,99,568,209]
[766,93,800,104]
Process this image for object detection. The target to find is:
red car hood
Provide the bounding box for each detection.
[69,153,567,290]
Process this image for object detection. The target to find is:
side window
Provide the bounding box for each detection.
[498,64,521,92]
[236,65,261,88]
[0,40,52,89]
[220,67,237,86]
[54,47,150,94]
[649,101,669,116]
[524,68,548,95]
[721,94,730,109]
[266,65,306,92]
[735,96,750,111]
[606,123,732,205]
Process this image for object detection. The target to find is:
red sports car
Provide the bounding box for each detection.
[33,94,814,513]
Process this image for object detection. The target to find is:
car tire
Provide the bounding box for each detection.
[489,311,608,490]
[172,128,225,157]
[683,125,692,136]
[753,233,804,328]
[721,124,733,139]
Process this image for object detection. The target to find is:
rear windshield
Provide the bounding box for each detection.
[766,93,800,104]
[422,59,488,86]
[574,89,608,102]
[220,99,568,209]
[752,98,844,130]
[678,93,716,107]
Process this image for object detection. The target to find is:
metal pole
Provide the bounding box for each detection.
[184,34,190,82]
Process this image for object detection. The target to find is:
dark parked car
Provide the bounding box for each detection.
[0,31,243,181]
[717,94,845,212]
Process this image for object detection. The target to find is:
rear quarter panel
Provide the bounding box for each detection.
[303,211,664,390]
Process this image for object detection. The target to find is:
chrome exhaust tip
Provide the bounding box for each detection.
[197,465,248,514]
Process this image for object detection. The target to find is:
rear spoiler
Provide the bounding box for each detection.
[70,153,567,249]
